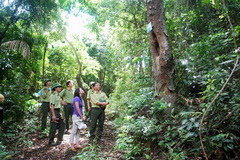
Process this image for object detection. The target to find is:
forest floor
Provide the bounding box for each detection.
[11,117,123,160]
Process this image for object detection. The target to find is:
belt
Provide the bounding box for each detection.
[54,108,60,111]
[92,107,105,110]
[67,103,72,105]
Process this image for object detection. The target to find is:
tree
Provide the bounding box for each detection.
[147,0,176,105]
[0,0,58,43]
[56,29,91,109]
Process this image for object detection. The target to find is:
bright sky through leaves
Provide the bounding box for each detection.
[63,12,92,35]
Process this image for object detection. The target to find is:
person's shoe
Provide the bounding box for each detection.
[64,130,71,134]
[75,145,83,149]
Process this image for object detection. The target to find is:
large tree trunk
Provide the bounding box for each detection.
[147,0,176,105]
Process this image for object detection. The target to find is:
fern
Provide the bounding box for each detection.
[1,40,31,58]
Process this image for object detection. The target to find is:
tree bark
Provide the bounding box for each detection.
[147,0,176,105]
[42,42,47,83]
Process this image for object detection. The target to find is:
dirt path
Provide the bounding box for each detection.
[12,117,122,160]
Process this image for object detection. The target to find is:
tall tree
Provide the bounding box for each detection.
[147,0,176,105]
[57,30,87,109]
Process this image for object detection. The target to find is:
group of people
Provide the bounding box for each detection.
[38,79,109,150]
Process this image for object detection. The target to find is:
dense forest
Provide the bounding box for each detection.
[0,0,240,159]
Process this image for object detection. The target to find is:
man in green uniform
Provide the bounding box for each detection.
[59,80,74,133]
[89,82,109,145]
[48,83,65,146]
[39,79,51,131]
[87,81,95,112]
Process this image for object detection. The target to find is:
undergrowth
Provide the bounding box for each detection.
[110,70,240,159]
[0,99,41,159]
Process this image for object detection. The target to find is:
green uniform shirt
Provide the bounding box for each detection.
[50,91,62,109]
[59,88,74,104]
[87,89,94,100]
[40,87,51,102]
[90,90,109,108]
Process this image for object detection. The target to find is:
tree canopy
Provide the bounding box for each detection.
[0,0,240,159]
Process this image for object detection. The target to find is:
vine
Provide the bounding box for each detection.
[198,0,240,159]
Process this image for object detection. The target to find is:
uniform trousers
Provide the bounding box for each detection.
[64,103,73,130]
[49,109,65,143]
[89,108,105,142]
[41,102,50,130]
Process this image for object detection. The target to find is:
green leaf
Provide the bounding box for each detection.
[189,118,195,122]
[219,60,234,65]
[182,119,188,125]
[132,57,142,63]
[202,0,211,6]
[194,122,199,128]
[185,132,195,138]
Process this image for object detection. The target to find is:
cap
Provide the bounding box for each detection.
[52,83,63,90]
[44,79,51,86]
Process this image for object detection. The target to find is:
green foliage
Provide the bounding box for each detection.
[82,0,151,96]
[108,0,240,159]
[167,0,240,158]
[0,141,14,160]
[113,83,203,159]
[0,99,39,152]
[72,145,104,160]
[198,70,240,158]
[1,0,240,159]
[82,35,116,94]
[111,74,162,159]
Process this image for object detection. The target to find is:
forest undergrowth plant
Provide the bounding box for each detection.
[112,74,239,159]
[114,90,180,159]
[0,141,13,160]
[198,72,240,159]
[111,72,202,158]
[171,15,239,158]
[0,99,39,156]
[156,109,204,159]
[72,145,104,160]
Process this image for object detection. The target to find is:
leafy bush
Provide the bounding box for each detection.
[0,99,40,155]
[0,141,14,160]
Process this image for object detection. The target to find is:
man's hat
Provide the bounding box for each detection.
[44,79,51,86]
[52,83,63,90]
